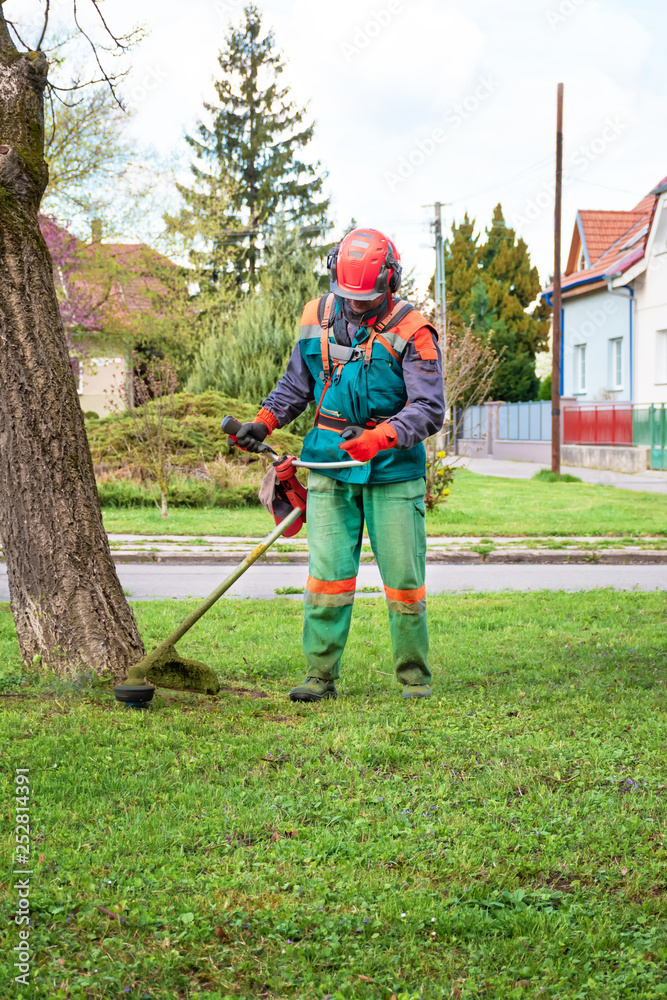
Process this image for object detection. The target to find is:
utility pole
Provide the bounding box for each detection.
[424,201,449,450]
[434,201,446,334]
[422,201,447,334]
[551,83,564,475]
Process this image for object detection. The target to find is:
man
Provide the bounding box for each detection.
[231,228,445,701]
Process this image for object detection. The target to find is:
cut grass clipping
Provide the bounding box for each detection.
[101,467,667,538]
[1,590,666,998]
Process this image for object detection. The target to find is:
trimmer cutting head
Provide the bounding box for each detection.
[121,643,221,696]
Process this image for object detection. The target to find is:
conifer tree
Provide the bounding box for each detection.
[186,223,323,432]
[442,205,549,401]
[443,212,481,332]
[167,5,329,302]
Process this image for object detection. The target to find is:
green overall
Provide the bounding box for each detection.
[297,295,435,685]
[304,472,430,686]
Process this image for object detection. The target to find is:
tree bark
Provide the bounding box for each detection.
[0,8,145,680]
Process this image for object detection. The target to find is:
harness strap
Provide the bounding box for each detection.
[364,300,414,367]
[374,300,414,334]
[364,330,379,369]
[375,332,401,360]
[319,293,335,377]
[316,414,378,434]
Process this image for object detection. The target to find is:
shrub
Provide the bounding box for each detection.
[97,475,261,509]
[87,390,302,473]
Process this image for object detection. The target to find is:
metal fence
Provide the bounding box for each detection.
[460,404,486,439]
[563,404,633,446]
[456,400,667,470]
[498,401,551,441]
[633,404,667,471]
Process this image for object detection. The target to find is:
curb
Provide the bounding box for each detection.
[106,550,667,566]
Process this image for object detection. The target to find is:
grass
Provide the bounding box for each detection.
[101,468,667,538]
[532,470,583,484]
[1,590,666,998]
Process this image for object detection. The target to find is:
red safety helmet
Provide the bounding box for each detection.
[327,227,402,301]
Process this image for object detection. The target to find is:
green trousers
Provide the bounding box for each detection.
[303,472,431,686]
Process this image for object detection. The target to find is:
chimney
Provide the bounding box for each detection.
[91,218,103,242]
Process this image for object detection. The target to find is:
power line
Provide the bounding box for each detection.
[450,155,555,207]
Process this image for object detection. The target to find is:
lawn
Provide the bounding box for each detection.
[101,469,667,538]
[1,590,666,999]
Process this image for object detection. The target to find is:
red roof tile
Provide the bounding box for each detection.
[578,210,645,266]
[545,175,663,295]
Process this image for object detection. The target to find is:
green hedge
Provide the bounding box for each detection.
[97,477,260,509]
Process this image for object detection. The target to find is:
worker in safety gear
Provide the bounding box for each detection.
[232,228,445,701]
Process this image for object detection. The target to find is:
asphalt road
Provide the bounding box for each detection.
[2,562,664,601]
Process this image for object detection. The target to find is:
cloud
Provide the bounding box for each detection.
[13,0,666,293]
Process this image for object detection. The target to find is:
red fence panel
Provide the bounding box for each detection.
[563,405,633,445]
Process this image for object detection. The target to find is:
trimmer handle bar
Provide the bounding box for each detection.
[222,414,366,469]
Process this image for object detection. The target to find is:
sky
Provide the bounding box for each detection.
[6,0,667,295]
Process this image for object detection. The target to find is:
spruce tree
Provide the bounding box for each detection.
[435,207,550,400]
[168,5,329,301]
[443,212,482,332]
[472,205,550,401]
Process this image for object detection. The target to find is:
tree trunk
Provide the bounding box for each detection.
[160,491,168,519]
[0,10,145,680]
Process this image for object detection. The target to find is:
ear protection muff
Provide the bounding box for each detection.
[327,245,339,284]
[385,243,402,293]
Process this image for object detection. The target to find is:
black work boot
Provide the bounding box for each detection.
[289,677,337,702]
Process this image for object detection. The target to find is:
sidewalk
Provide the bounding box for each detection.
[103,533,667,566]
[457,456,667,494]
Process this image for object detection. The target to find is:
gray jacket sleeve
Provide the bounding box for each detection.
[260,342,315,426]
[389,333,446,449]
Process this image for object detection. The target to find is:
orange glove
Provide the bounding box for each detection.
[339,422,397,462]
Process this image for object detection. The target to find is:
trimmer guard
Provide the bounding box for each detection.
[258,456,307,537]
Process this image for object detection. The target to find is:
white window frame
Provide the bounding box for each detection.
[574,343,587,394]
[656,329,667,385]
[609,337,623,390]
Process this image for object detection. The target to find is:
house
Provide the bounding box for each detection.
[543,176,667,404]
[41,217,184,417]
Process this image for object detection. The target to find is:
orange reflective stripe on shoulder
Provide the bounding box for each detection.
[301,298,321,326]
[392,311,438,355]
[307,575,357,595]
[384,583,426,603]
[411,326,439,360]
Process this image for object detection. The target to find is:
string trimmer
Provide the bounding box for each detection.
[114,415,365,703]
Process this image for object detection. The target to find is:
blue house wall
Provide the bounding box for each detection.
[562,286,633,401]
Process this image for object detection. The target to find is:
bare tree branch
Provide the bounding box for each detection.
[4,18,31,50]
[72,0,125,109]
[49,69,130,93]
[36,0,51,51]
[87,0,141,51]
